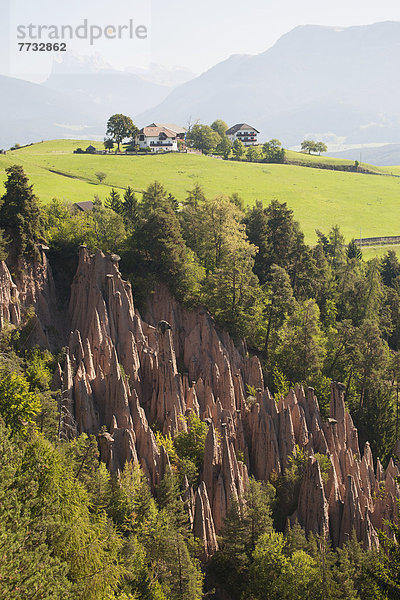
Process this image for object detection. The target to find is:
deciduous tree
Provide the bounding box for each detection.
[232,138,245,159]
[106,114,138,151]
[186,124,220,154]
[211,119,228,137]
[263,139,285,163]
[216,135,232,159]
[104,137,114,152]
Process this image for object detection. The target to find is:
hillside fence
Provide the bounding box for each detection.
[355,235,400,246]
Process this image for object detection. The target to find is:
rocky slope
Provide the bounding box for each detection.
[1,246,399,555]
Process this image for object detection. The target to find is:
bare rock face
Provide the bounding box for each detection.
[16,248,63,347]
[297,457,330,539]
[145,284,260,415]
[194,482,218,558]
[202,421,221,505]
[5,246,399,555]
[129,390,165,489]
[62,250,254,536]
[274,383,396,549]
[149,321,186,433]
[61,251,400,551]
[64,248,156,476]
[0,261,21,328]
[16,249,57,322]
[0,247,65,348]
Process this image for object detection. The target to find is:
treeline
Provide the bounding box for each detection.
[99,113,287,162]
[186,119,285,163]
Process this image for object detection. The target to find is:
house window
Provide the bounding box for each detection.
[139,135,145,141]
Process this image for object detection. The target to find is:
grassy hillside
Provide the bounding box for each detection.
[382,164,400,176]
[361,244,400,260]
[0,140,110,203]
[1,140,400,244]
[285,149,385,174]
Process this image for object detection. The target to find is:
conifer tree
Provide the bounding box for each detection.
[264,265,296,360]
[346,239,363,261]
[381,249,400,287]
[122,186,139,229]
[179,184,207,257]
[274,299,326,384]
[0,229,8,260]
[157,468,190,536]
[0,165,43,256]
[105,188,123,213]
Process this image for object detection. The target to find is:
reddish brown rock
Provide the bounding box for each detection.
[0,261,21,328]
[145,283,262,414]
[15,247,398,553]
[297,457,330,539]
[202,421,221,505]
[248,402,281,480]
[278,407,296,469]
[340,474,364,545]
[325,457,343,547]
[194,482,218,557]
[59,354,78,440]
[149,321,186,433]
[129,390,164,489]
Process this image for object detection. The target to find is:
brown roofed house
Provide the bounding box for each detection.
[73,201,94,212]
[136,125,179,153]
[148,123,187,139]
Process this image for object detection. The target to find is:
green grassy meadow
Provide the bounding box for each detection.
[360,245,400,260]
[284,149,385,173]
[2,140,400,245]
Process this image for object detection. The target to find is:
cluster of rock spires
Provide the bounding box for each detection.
[0,246,399,556]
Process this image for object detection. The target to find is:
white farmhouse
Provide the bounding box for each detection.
[136,123,186,153]
[226,123,259,146]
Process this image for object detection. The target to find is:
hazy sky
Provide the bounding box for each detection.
[2,0,400,82]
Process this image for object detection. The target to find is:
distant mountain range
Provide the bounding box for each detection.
[0,56,177,149]
[325,144,400,167]
[126,63,196,88]
[137,21,400,148]
[3,22,400,155]
[0,74,102,149]
[44,54,173,120]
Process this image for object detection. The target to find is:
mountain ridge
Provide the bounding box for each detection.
[136,21,400,146]
[2,21,400,149]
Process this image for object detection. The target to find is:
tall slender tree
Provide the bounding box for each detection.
[0,165,43,256]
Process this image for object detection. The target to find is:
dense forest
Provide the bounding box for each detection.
[0,164,400,599]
